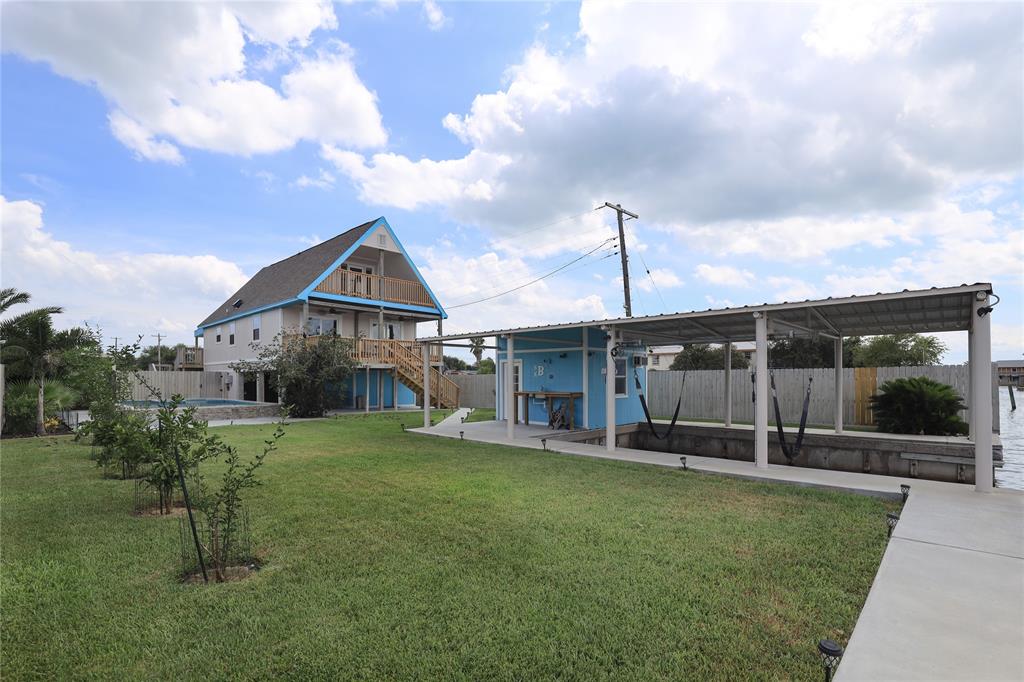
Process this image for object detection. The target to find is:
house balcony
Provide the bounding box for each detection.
[312,270,434,308]
[174,346,204,370]
[282,334,443,365]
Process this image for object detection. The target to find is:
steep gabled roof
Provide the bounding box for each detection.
[198,220,376,328]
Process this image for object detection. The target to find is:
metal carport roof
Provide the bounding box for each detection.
[419,283,993,345]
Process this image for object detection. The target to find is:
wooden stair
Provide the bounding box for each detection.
[357,339,460,409]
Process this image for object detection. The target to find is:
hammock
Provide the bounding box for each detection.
[635,368,684,440]
[769,371,813,464]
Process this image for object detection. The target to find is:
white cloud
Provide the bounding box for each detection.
[1,196,248,345]
[2,2,385,161]
[292,168,336,190]
[635,267,684,293]
[326,2,1019,268]
[109,111,184,165]
[694,264,756,288]
[416,247,611,336]
[802,3,934,62]
[422,0,448,31]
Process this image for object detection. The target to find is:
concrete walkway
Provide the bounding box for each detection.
[413,419,1024,680]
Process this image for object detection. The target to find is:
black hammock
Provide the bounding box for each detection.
[769,371,813,464]
[635,369,684,440]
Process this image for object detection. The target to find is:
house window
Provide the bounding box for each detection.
[651,355,660,366]
[215,326,222,343]
[252,315,261,341]
[307,317,337,336]
[228,322,236,346]
[615,357,627,396]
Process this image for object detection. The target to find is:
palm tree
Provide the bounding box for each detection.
[1,307,88,435]
[0,288,31,315]
[469,337,485,366]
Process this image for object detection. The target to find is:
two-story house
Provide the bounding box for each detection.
[190,217,458,410]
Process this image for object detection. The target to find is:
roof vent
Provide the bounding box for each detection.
[232,299,243,308]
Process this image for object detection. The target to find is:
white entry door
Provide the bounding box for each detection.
[498,359,522,421]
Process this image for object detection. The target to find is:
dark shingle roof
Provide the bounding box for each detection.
[198,220,377,328]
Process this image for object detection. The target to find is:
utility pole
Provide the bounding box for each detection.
[601,202,639,317]
[152,333,163,369]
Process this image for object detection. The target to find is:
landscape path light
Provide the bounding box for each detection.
[817,639,844,682]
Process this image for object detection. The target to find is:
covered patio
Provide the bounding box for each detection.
[419,283,999,492]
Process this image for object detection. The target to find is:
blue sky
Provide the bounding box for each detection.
[2,1,1021,363]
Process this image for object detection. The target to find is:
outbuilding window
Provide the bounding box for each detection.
[615,357,627,396]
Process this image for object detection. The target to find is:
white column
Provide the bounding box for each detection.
[581,327,589,428]
[724,341,733,427]
[506,335,515,439]
[754,313,769,469]
[256,372,265,403]
[968,326,976,438]
[422,342,431,428]
[605,328,616,451]
[834,337,844,433]
[494,338,500,422]
[971,294,993,491]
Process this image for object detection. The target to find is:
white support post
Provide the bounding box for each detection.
[605,328,616,451]
[494,337,500,422]
[422,342,431,428]
[581,327,589,429]
[724,341,733,427]
[971,294,993,491]
[754,313,769,469]
[256,372,265,403]
[968,326,976,438]
[834,337,844,433]
[506,335,515,440]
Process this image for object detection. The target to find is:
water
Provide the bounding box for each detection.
[996,387,1024,491]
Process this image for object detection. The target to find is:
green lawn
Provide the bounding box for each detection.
[1,413,893,680]
[463,407,496,423]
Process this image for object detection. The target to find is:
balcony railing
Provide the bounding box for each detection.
[313,270,434,307]
[282,335,443,364]
[174,346,204,370]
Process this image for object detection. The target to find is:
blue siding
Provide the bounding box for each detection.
[353,369,417,408]
[496,326,646,429]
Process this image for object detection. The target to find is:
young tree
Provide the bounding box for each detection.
[136,344,180,370]
[231,333,357,418]
[1,307,93,435]
[670,344,750,370]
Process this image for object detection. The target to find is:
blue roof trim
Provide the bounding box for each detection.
[298,217,448,319]
[308,292,441,316]
[194,298,300,335]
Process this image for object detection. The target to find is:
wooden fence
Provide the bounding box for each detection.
[452,373,496,408]
[647,364,999,431]
[128,371,231,401]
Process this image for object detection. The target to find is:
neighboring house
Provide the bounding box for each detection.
[648,342,754,370]
[996,359,1024,387]
[190,217,458,409]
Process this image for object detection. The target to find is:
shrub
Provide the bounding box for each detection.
[870,376,968,436]
[2,379,78,435]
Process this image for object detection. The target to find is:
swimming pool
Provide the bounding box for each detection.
[124,399,254,408]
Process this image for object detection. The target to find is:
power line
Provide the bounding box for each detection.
[447,238,617,310]
[445,236,618,307]
[635,248,667,311]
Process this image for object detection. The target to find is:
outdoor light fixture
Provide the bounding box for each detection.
[817,639,844,682]
[679,456,687,471]
[886,511,900,538]
[541,438,548,451]
[400,423,406,432]
[900,484,911,503]
[459,431,464,440]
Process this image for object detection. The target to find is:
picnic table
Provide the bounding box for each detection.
[512,391,583,430]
